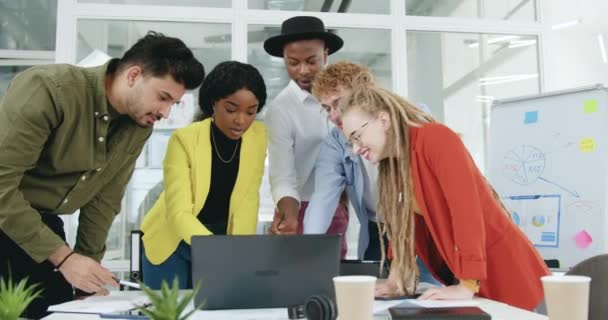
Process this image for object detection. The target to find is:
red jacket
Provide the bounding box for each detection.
[409,123,549,311]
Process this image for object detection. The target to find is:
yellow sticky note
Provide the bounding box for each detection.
[584,100,599,113]
[579,138,596,152]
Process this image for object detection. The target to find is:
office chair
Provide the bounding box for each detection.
[544,259,560,269]
[565,254,608,320]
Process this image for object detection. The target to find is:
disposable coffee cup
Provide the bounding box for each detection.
[541,275,591,320]
[333,275,376,320]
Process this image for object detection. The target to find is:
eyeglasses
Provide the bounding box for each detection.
[347,117,376,145]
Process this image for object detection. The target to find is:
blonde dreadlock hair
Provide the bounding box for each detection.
[338,79,434,295]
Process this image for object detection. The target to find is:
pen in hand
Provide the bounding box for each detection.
[113,278,141,290]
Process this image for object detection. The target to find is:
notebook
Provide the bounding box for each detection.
[389,305,490,319]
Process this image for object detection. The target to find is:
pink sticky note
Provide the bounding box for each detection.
[574,230,593,249]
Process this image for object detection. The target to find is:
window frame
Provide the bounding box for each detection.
[54,0,547,271]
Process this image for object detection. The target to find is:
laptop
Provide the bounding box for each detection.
[340,260,388,278]
[191,234,341,310]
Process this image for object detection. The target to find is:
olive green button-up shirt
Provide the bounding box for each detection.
[0,60,152,263]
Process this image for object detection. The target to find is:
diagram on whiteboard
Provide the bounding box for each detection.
[502,145,580,197]
[566,200,599,218]
[503,145,545,185]
[503,195,561,247]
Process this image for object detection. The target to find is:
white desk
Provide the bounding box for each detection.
[43,291,547,320]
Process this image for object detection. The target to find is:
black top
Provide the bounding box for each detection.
[197,121,241,235]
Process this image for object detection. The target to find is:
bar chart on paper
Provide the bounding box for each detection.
[489,85,608,268]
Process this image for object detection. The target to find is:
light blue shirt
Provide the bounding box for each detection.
[303,127,372,258]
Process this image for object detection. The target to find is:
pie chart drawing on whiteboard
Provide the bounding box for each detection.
[503,145,546,185]
[532,215,546,227]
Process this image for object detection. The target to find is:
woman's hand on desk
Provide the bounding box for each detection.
[375,278,400,298]
[418,284,474,301]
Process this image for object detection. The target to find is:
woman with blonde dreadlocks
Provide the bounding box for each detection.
[338,81,549,311]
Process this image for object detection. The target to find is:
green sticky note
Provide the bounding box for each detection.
[584,100,598,113]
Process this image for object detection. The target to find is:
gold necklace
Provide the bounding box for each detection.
[211,126,240,163]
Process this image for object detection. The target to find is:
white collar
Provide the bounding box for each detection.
[287,80,315,104]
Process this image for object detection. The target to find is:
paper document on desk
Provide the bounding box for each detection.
[374,299,409,315]
[48,294,150,314]
[194,308,286,319]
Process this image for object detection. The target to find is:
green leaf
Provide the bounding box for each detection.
[0,273,42,320]
[136,276,204,320]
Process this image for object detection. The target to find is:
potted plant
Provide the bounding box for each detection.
[137,278,202,320]
[0,275,42,320]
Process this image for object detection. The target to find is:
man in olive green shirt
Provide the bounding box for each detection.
[0,31,204,318]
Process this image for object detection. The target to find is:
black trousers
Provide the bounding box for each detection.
[363,221,391,277]
[364,220,389,261]
[0,213,74,319]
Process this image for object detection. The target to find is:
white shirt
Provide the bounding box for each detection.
[360,157,379,222]
[264,80,330,203]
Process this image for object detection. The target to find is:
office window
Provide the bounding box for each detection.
[406,0,537,22]
[0,1,57,51]
[75,19,231,261]
[0,66,31,98]
[406,31,540,172]
[0,1,56,100]
[77,20,230,70]
[248,0,390,14]
[78,0,230,7]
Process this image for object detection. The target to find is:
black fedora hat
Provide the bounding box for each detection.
[264,16,344,57]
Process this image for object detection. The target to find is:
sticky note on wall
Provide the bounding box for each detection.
[583,99,599,114]
[579,138,596,152]
[574,230,593,249]
[524,111,538,124]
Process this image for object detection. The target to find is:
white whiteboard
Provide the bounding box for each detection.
[488,85,608,268]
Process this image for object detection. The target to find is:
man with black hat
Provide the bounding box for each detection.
[263,16,348,256]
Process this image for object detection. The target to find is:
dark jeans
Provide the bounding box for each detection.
[0,213,74,319]
[364,221,387,261]
[142,241,192,290]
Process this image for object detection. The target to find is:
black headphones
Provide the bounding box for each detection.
[288,295,337,320]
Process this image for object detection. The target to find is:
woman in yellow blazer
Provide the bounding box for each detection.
[140,61,267,289]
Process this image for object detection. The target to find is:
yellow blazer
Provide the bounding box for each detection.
[141,119,267,265]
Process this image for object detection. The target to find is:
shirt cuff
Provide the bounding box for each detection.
[271,186,301,205]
